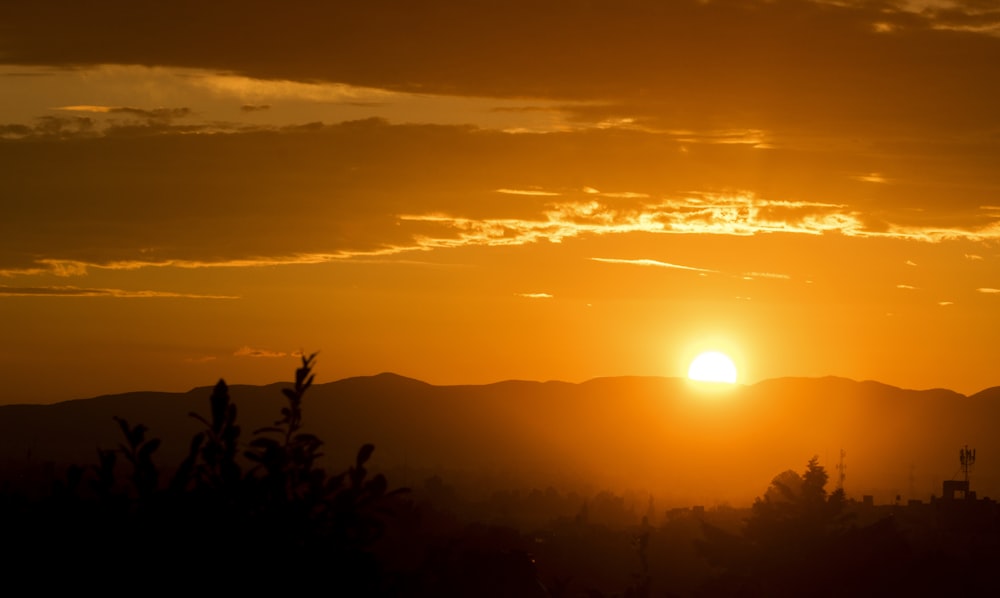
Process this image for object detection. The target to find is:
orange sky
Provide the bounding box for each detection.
[2,0,1000,403]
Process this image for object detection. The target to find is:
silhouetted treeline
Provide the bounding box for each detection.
[4,360,1000,596]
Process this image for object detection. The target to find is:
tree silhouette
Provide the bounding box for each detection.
[744,456,847,553]
[697,456,904,598]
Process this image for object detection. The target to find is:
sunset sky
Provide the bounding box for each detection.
[2,0,1000,404]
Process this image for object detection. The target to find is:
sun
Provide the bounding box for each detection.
[687,351,738,384]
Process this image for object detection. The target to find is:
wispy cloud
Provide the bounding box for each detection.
[852,172,888,184]
[743,271,791,280]
[400,193,1000,252]
[977,287,1000,294]
[880,219,1000,243]
[0,251,412,278]
[515,292,553,299]
[0,285,237,298]
[668,128,770,147]
[496,188,561,196]
[590,257,716,273]
[55,105,115,113]
[233,346,287,358]
[55,105,192,120]
[399,193,863,251]
[896,284,918,290]
[3,112,212,139]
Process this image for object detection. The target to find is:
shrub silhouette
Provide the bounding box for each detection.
[2,353,407,594]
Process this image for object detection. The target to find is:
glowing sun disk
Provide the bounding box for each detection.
[688,351,738,384]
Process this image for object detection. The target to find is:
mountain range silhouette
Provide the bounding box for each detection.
[3,374,998,505]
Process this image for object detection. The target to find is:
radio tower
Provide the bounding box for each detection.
[836,449,847,491]
[960,445,976,483]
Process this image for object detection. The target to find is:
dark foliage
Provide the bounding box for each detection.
[1,353,407,594]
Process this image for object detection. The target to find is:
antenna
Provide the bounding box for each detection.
[960,445,976,483]
[836,448,846,491]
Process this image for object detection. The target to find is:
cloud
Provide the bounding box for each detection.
[0,124,33,138]
[496,188,561,197]
[743,272,792,280]
[0,249,432,278]
[4,112,211,139]
[2,0,998,144]
[516,292,553,299]
[880,220,1000,243]
[55,105,192,120]
[665,128,770,147]
[939,301,954,306]
[852,172,888,184]
[233,346,287,358]
[2,120,1000,282]
[0,285,237,298]
[55,105,114,113]
[977,288,1000,294]
[896,284,918,290]
[398,193,879,252]
[590,257,716,273]
[109,106,192,120]
[240,104,271,112]
[915,2,1000,34]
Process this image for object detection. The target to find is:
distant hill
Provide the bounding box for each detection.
[1,374,997,506]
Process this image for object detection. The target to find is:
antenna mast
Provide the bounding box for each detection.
[836,448,847,491]
[960,445,976,483]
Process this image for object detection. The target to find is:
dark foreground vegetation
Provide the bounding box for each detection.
[3,356,1000,596]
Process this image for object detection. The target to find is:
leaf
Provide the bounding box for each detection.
[114,416,132,441]
[139,438,161,460]
[365,474,387,497]
[189,412,212,429]
[326,472,346,492]
[356,444,375,467]
[352,465,367,486]
[386,487,411,498]
[293,433,322,446]
[209,379,230,428]
[249,437,280,449]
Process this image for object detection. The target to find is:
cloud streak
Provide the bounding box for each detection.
[589,258,716,273]
[233,346,288,358]
[0,285,237,298]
